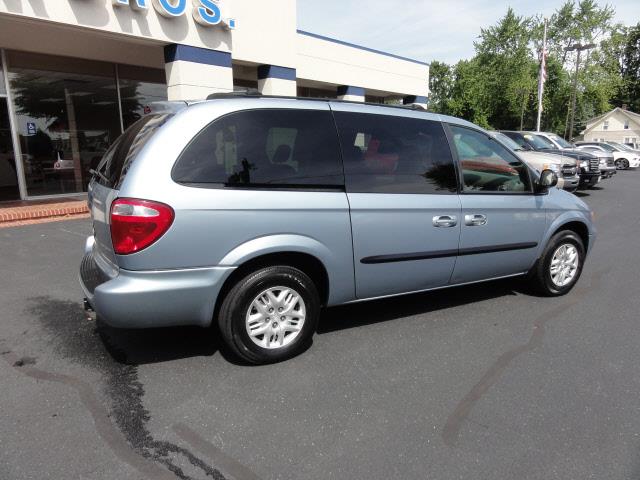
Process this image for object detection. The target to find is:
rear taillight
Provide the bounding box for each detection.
[110,198,174,255]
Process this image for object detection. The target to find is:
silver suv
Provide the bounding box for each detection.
[80,96,595,364]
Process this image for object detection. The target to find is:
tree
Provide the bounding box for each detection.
[604,23,640,111]
[447,59,489,128]
[428,60,453,114]
[427,1,627,134]
[547,0,615,67]
[621,23,640,112]
[472,7,538,129]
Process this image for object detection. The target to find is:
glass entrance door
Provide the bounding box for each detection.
[0,97,20,201]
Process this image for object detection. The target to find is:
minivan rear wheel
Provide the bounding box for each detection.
[527,230,585,296]
[218,266,320,364]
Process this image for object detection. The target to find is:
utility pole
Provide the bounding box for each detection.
[565,42,595,141]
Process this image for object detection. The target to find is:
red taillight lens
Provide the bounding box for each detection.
[110,198,174,255]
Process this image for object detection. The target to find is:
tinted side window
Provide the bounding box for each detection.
[95,113,172,188]
[450,125,531,193]
[173,109,343,187]
[333,112,457,194]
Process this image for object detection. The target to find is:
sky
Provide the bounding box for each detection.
[296,0,640,64]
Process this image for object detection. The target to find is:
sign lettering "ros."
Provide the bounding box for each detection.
[112,0,235,29]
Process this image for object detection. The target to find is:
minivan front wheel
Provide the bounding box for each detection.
[218,266,320,364]
[528,231,585,296]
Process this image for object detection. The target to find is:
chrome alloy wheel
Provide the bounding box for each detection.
[245,286,306,349]
[549,244,579,287]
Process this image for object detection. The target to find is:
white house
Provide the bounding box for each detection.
[582,107,640,146]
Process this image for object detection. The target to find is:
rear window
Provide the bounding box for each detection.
[94,113,172,188]
[172,109,343,188]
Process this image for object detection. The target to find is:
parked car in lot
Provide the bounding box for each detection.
[535,132,617,179]
[80,97,595,364]
[573,144,619,176]
[575,141,640,170]
[488,131,579,192]
[500,130,602,189]
[607,141,640,156]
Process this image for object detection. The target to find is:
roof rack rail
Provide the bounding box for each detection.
[206,88,261,100]
[204,90,430,112]
[404,104,427,111]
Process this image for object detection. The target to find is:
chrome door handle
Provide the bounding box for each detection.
[433,215,458,227]
[465,214,487,226]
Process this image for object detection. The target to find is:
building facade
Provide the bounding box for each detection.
[582,107,640,146]
[0,0,429,201]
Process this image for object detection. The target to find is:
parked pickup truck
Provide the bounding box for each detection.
[500,131,602,189]
[489,131,579,192]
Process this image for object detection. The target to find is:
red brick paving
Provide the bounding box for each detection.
[0,197,89,227]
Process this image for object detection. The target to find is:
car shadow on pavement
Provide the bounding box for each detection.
[318,277,520,334]
[97,322,221,366]
[100,278,524,364]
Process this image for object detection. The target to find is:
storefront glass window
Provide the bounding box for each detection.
[0,54,6,96]
[118,65,167,129]
[8,52,122,196]
[0,98,20,201]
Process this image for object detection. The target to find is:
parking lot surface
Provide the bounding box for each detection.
[1,172,639,480]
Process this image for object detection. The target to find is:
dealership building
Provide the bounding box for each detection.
[0,0,429,202]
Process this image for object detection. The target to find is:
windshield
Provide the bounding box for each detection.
[586,142,615,152]
[524,133,555,150]
[493,132,524,151]
[606,141,629,151]
[546,133,573,149]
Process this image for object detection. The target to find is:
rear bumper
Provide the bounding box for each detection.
[80,237,235,328]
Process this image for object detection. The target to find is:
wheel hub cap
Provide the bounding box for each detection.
[549,244,579,287]
[245,286,306,349]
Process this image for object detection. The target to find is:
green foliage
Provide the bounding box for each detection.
[428,60,453,114]
[606,22,640,111]
[429,0,630,138]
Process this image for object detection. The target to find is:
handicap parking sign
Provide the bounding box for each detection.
[26,122,36,135]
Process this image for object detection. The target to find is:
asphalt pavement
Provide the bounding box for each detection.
[1,171,639,480]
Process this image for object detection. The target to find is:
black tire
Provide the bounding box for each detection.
[527,230,585,296]
[217,266,320,364]
[623,159,630,169]
[615,159,623,170]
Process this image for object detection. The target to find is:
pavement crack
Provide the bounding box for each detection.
[1,344,175,480]
[173,423,263,480]
[441,268,610,447]
[23,296,229,480]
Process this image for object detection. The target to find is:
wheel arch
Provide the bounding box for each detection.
[550,220,590,252]
[221,249,330,300]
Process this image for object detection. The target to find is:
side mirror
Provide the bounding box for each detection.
[536,169,558,192]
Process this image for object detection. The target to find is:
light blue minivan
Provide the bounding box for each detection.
[80,96,595,364]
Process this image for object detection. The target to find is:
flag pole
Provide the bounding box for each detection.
[536,18,548,132]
